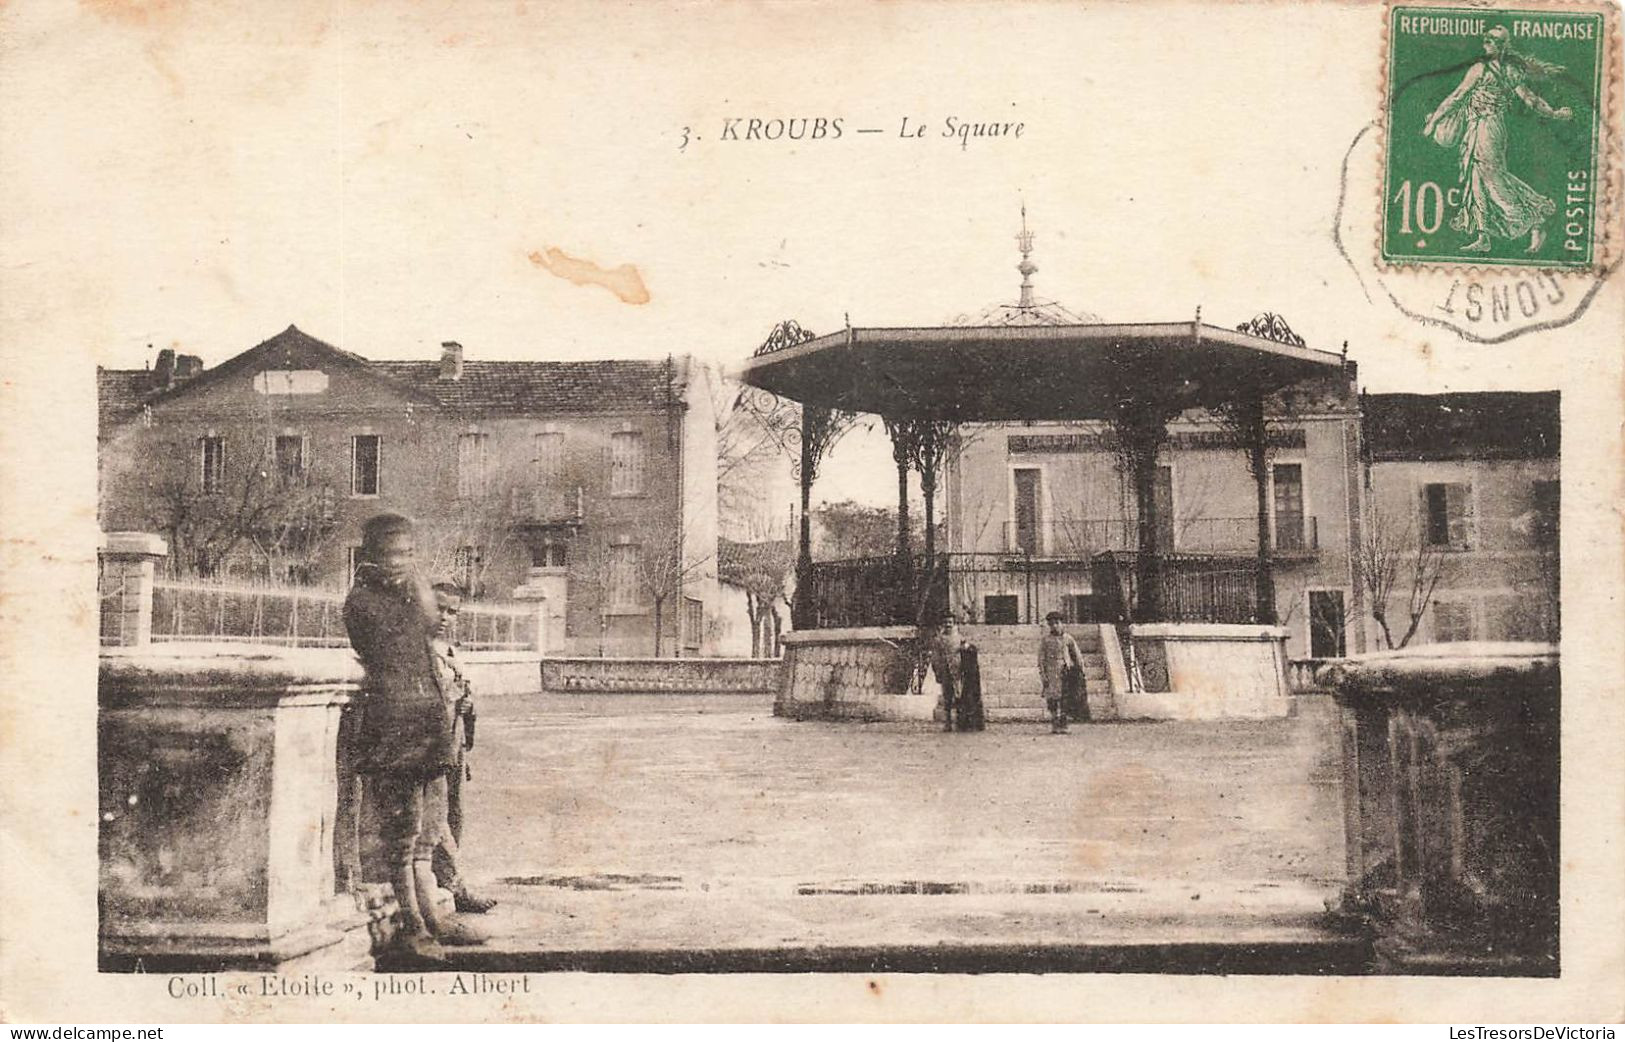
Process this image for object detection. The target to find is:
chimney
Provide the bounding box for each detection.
[440,341,464,381]
[154,348,177,389]
[175,354,204,382]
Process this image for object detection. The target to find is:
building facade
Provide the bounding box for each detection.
[98,326,722,657]
[1362,391,1559,648]
[945,366,1367,659]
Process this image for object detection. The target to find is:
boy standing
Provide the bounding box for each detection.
[1038,611,1086,734]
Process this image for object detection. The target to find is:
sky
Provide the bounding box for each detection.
[2,0,1608,506]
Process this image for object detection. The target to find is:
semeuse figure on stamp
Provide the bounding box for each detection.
[1422,25,1574,254]
[1038,611,1086,734]
[429,581,498,914]
[343,513,487,949]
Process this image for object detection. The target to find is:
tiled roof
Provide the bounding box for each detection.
[1364,391,1559,462]
[369,359,684,415]
[97,368,159,432]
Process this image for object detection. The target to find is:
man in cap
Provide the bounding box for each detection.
[344,513,486,948]
[1038,610,1086,734]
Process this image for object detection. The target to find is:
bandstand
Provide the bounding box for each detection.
[740,253,1353,722]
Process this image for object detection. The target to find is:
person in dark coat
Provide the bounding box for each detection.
[929,617,963,731]
[344,513,485,947]
[956,631,986,732]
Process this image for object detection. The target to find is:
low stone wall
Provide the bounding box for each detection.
[776,627,936,721]
[1119,623,1292,719]
[539,656,782,695]
[1320,642,1559,975]
[461,651,544,695]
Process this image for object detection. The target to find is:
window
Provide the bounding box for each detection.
[530,540,568,569]
[984,594,1019,625]
[273,434,306,483]
[1273,463,1306,551]
[1153,465,1175,552]
[1308,590,1347,658]
[1432,601,1474,643]
[453,545,483,599]
[457,433,488,498]
[608,542,640,610]
[351,435,381,496]
[534,432,565,484]
[610,431,645,496]
[1012,468,1041,554]
[199,435,226,494]
[1422,482,1473,549]
[682,597,704,651]
[1066,593,1103,624]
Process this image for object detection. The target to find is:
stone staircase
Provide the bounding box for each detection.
[965,624,1113,720]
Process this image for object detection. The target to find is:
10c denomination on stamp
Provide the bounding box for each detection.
[1383,4,1610,270]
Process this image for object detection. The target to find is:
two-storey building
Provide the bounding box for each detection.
[97,326,721,657]
[1362,391,1559,647]
[944,364,1367,659]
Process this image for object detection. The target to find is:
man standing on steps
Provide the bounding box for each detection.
[344,513,486,950]
[1039,611,1086,734]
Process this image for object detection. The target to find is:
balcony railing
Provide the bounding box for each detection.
[510,485,585,526]
[999,516,1318,557]
[804,550,1263,629]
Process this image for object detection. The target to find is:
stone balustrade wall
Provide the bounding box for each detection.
[540,656,782,695]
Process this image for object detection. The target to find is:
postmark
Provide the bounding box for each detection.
[1382,4,1611,270]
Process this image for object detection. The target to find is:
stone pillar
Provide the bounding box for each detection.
[511,568,556,653]
[98,532,168,647]
[1320,644,1559,974]
[98,645,381,971]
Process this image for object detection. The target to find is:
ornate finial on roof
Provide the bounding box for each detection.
[1236,312,1307,348]
[753,320,818,357]
[1016,202,1037,308]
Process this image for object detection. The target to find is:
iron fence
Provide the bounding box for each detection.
[143,578,538,651]
[1000,516,1318,556]
[1090,552,1259,625]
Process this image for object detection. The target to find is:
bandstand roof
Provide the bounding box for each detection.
[739,320,1346,421]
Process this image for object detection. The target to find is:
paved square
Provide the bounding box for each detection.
[436,693,1351,965]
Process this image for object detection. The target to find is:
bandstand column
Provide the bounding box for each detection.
[1109,399,1177,624]
[792,414,816,629]
[883,417,917,624]
[1235,391,1278,625]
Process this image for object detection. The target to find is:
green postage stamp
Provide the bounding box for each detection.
[1383,4,1611,269]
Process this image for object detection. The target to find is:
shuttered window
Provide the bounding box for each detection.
[1421,482,1473,550]
[610,431,645,496]
[457,433,488,498]
[609,543,641,610]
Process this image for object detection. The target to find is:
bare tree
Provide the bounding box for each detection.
[416,463,531,599]
[1362,505,1445,650]
[635,515,717,657]
[140,442,338,582]
[714,382,800,540]
[718,536,795,657]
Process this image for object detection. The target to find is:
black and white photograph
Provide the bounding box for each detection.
[1,0,1621,1026]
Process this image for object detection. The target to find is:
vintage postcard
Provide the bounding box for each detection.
[1,0,1622,1026]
